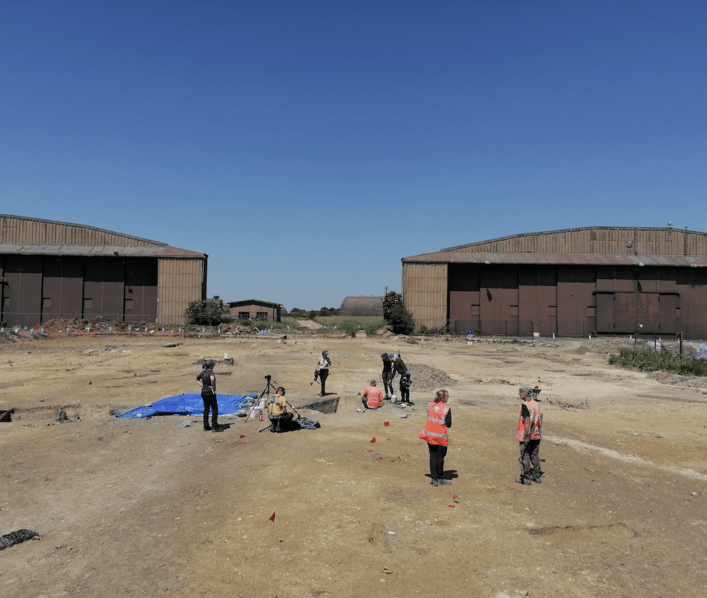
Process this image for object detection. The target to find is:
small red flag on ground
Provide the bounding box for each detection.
[134,373,137,376]
[367,450,373,452]
[239,435,245,438]
[89,381,92,385]
[384,422,389,426]
[44,478,51,482]
[453,494,459,500]
[371,437,376,443]
[269,512,276,522]
[448,505,455,508]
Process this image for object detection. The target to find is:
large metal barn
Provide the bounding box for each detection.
[402,227,707,339]
[0,215,207,327]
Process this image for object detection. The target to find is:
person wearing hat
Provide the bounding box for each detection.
[316,350,332,397]
[196,360,220,432]
[381,353,395,399]
[267,387,293,433]
[516,385,543,485]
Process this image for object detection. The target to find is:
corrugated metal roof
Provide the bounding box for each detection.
[402,251,707,267]
[441,226,707,252]
[1,214,167,246]
[0,243,206,258]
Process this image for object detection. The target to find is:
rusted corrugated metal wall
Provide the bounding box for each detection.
[447,228,707,256]
[157,258,205,324]
[0,215,161,247]
[402,263,447,329]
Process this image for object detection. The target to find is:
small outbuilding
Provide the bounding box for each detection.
[227,299,282,322]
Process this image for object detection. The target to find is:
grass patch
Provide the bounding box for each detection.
[315,316,386,336]
[609,347,707,376]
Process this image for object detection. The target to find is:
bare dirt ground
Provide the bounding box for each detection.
[2,332,707,597]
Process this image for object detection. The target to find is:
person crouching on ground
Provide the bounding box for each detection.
[196,360,220,432]
[362,379,384,409]
[419,389,452,486]
[267,387,293,433]
[516,385,543,485]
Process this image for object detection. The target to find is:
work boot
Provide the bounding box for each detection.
[430,479,439,487]
[203,426,212,431]
[515,477,532,485]
[439,479,452,485]
[532,477,542,484]
[212,425,224,433]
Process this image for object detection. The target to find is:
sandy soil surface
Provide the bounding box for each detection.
[2,332,707,597]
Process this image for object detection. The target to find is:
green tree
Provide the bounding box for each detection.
[389,302,415,335]
[382,291,404,322]
[185,298,226,326]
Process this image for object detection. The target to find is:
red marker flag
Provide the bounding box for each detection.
[44,478,51,482]
[269,512,276,522]
[370,437,376,443]
[448,505,455,508]
[89,381,92,385]
[384,422,389,427]
[453,495,459,500]
[367,450,373,452]
[239,435,245,438]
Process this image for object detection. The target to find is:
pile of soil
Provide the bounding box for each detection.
[407,363,457,390]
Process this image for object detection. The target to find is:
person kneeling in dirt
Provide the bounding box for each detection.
[267,387,294,433]
[362,380,384,409]
[516,385,543,485]
[196,360,220,432]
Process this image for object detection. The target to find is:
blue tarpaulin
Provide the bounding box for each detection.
[118,393,258,418]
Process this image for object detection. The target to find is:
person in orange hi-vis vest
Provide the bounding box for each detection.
[515,385,544,485]
[419,389,452,487]
[362,380,383,409]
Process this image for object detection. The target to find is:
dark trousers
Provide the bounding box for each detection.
[382,371,395,397]
[201,392,218,429]
[399,385,410,403]
[428,443,447,480]
[519,440,542,479]
[269,413,294,432]
[319,369,329,395]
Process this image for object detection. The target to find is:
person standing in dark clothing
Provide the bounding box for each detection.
[418,389,452,486]
[316,350,331,397]
[390,354,407,386]
[381,353,395,399]
[196,360,220,432]
[399,370,413,405]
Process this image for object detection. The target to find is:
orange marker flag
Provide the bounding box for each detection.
[269,512,276,522]
[371,437,376,443]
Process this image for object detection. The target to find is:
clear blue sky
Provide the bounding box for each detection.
[2,1,706,310]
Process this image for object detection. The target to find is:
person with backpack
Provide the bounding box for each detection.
[267,387,293,433]
[196,360,221,432]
